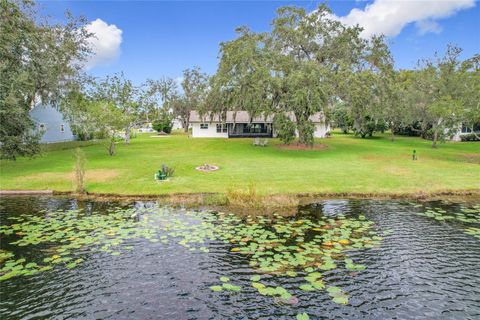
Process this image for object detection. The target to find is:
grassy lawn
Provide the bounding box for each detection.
[0,131,479,196]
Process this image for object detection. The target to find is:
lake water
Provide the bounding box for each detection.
[0,196,479,319]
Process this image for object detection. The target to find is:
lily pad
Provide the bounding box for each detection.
[210,285,223,292]
[296,313,310,320]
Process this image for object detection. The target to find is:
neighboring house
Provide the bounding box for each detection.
[450,123,480,141]
[189,111,330,138]
[172,118,184,130]
[137,122,155,133]
[30,104,75,143]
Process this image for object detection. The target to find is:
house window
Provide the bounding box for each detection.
[39,123,46,131]
[60,124,65,133]
[216,123,227,133]
[200,123,208,129]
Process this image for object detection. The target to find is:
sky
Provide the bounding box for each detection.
[38,0,480,85]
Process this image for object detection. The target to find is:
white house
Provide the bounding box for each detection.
[172,118,184,130]
[136,122,155,133]
[449,123,480,141]
[189,111,330,138]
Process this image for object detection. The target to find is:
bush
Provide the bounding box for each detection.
[75,131,94,141]
[152,111,173,134]
[460,133,480,141]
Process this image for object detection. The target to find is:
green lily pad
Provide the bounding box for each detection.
[252,282,265,289]
[210,285,223,292]
[326,286,341,294]
[332,295,348,304]
[296,312,310,320]
[222,283,241,291]
[250,275,261,282]
[299,284,315,291]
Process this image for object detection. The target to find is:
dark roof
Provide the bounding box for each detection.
[189,111,324,123]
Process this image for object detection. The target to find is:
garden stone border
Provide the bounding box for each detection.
[195,165,219,172]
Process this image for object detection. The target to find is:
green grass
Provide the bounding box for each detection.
[0,131,479,195]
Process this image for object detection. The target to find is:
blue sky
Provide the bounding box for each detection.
[39,1,480,84]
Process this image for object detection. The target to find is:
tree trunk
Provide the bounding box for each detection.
[432,118,443,148]
[420,122,429,139]
[183,118,189,133]
[297,125,305,145]
[108,137,116,156]
[432,129,438,148]
[390,122,395,141]
[124,125,131,145]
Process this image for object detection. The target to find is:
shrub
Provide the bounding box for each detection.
[153,111,174,134]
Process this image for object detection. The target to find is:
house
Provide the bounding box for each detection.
[172,118,184,130]
[450,123,480,141]
[136,122,155,133]
[30,104,75,143]
[189,111,330,138]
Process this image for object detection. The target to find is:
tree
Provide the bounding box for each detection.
[146,77,177,120]
[268,6,341,146]
[177,67,209,132]
[414,45,466,148]
[212,28,272,125]
[211,5,389,146]
[90,101,129,156]
[0,0,91,159]
[384,70,416,141]
[60,76,98,141]
[460,54,480,138]
[136,83,158,124]
[331,102,353,133]
[94,73,140,145]
[335,33,394,139]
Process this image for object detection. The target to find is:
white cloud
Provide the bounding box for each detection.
[84,19,123,69]
[333,0,475,38]
[415,20,442,35]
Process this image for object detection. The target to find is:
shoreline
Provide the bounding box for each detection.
[2,188,479,203]
[2,189,479,216]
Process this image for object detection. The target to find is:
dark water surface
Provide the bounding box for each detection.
[0,196,479,320]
